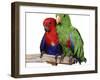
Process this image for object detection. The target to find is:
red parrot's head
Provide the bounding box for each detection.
[43,18,56,32]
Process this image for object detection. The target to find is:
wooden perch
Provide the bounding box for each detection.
[26,54,75,65]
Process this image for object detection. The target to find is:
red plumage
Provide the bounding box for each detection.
[43,18,59,46]
[66,39,71,48]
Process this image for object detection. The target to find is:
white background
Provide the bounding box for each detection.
[0,0,100,80]
[20,6,95,74]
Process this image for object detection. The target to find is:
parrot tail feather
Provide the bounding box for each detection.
[78,57,87,64]
[83,58,87,63]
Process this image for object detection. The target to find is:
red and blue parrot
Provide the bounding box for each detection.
[40,18,62,65]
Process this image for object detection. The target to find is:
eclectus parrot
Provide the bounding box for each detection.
[40,18,62,65]
[56,14,86,64]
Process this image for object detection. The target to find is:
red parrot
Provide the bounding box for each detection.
[40,18,62,65]
[43,18,59,46]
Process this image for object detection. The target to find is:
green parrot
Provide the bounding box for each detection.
[56,14,86,64]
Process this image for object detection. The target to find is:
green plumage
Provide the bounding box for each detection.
[56,14,86,64]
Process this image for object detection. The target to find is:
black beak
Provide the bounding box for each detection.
[44,27,50,32]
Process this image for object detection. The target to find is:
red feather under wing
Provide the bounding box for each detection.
[66,39,71,48]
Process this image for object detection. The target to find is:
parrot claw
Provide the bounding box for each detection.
[40,51,46,58]
[60,55,64,63]
[73,58,78,64]
[40,54,43,58]
[69,56,78,65]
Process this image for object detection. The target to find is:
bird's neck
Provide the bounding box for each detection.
[50,26,56,32]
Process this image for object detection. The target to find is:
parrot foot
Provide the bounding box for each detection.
[69,56,78,65]
[73,58,78,64]
[40,51,46,58]
[60,54,64,63]
[40,54,43,58]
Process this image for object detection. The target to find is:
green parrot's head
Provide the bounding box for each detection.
[56,14,63,24]
[56,14,72,27]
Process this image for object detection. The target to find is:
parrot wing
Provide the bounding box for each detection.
[71,28,86,64]
[40,34,47,53]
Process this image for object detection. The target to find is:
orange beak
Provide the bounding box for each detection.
[56,16,61,24]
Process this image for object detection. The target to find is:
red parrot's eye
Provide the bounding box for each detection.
[47,22,52,27]
[49,22,51,25]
